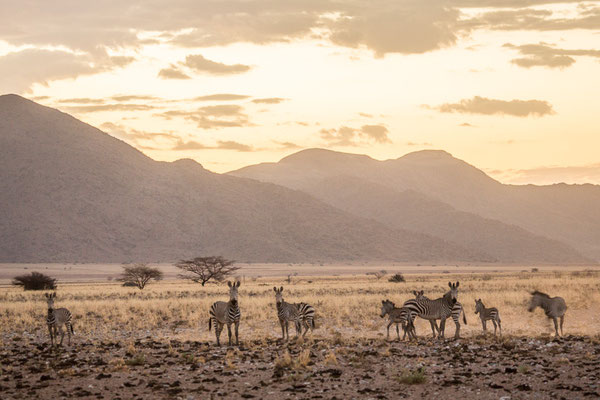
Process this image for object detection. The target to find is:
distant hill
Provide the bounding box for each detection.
[0,95,485,263]
[231,148,597,264]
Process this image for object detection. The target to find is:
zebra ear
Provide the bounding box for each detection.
[273,287,277,292]
[413,290,417,296]
[236,281,241,287]
[420,290,424,296]
[52,292,56,298]
[227,281,232,288]
[280,286,283,292]
[382,300,385,304]
[44,293,49,298]
[456,281,460,288]
[448,282,452,288]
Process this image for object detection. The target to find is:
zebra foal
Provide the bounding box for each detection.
[474,299,501,336]
[209,281,241,346]
[380,300,416,341]
[528,290,567,337]
[273,286,315,341]
[45,292,74,346]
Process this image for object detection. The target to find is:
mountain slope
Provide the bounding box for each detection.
[230,148,595,263]
[0,95,485,263]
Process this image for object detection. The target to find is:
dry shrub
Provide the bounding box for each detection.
[324,350,338,366]
[397,367,427,384]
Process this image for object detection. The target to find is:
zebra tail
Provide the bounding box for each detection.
[311,317,315,329]
[462,309,467,325]
[70,323,74,334]
[208,318,212,331]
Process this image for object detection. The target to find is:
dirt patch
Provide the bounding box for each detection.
[1,335,599,399]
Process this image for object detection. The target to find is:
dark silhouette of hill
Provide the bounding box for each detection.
[231,148,596,264]
[0,95,485,263]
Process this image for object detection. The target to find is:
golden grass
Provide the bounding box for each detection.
[1,270,599,342]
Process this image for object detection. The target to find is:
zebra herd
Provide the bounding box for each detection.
[43,280,568,347]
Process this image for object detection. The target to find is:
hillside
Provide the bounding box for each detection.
[0,95,484,263]
[231,149,596,263]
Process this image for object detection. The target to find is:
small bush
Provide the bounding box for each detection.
[388,273,405,283]
[397,367,427,384]
[531,268,539,273]
[12,272,57,291]
[481,274,492,281]
[124,354,145,366]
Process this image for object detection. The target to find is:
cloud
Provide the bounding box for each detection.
[491,163,600,185]
[251,97,286,104]
[0,49,131,93]
[157,104,250,129]
[158,66,191,80]
[459,122,475,127]
[194,94,250,101]
[431,96,554,117]
[183,54,251,75]
[272,140,302,150]
[320,123,391,146]
[503,42,600,68]
[111,95,158,102]
[62,103,155,113]
[359,112,374,118]
[172,139,254,152]
[360,124,391,143]
[58,98,105,104]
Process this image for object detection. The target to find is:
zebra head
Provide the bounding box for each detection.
[227,280,240,304]
[474,298,483,314]
[45,292,56,309]
[413,290,426,300]
[273,286,284,304]
[448,281,459,304]
[528,290,547,312]
[380,299,394,318]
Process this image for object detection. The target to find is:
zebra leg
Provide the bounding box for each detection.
[47,324,54,346]
[492,320,497,336]
[215,322,223,346]
[235,320,239,346]
[560,316,564,336]
[58,325,64,346]
[438,318,447,339]
[284,320,289,341]
[279,319,286,340]
[428,320,437,338]
[66,322,72,345]
[386,321,393,340]
[552,317,559,337]
[452,314,461,339]
[227,323,233,346]
[498,319,502,336]
[302,320,309,337]
[483,319,487,334]
[294,320,301,338]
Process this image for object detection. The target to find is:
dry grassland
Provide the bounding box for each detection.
[1,269,599,343]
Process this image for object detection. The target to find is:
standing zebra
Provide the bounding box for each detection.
[45,292,74,346]
[528,290,567,337]
[380,299,416,341]
[404,288,466,339]
[474,299,502,336]
[405,282,464,339]
[209,281,241,346]
[273,286,315,340]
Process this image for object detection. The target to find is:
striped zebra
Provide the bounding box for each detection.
[45,292,74,346]
[209,281,241,346]
[273,286,315,340]
[405,282,465,339]
[528,290,567,337]
[380,299,416,341]
[475,299,502,336]
[403,289,466,339]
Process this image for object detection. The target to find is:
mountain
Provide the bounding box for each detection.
[0,95,485,263]
[230,148,596,263]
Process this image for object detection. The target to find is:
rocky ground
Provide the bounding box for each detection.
[1,334,599,399]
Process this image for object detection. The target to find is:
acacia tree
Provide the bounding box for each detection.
[12,272,57,290]
[119,264,163,290]
[175,256,239,286]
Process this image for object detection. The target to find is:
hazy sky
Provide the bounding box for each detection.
[1,1,599,184]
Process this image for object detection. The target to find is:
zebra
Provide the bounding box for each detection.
[528,290,567,337]
[405,282,465,339]
[474,299,502,336]
[403,288,466,339]
[209,280,241,346]
[380,299,416,341]
[45,292,74,346]
[273,286,315,340]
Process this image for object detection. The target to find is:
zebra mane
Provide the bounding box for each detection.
[531,290,550,298]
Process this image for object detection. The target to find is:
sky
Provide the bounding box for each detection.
[0,1,599,184]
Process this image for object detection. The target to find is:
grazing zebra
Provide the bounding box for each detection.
[405,282,464,339]
[209,281,241,346]
[380,300,416,341]
[528,290,567,337]
[45,292,74,346]
[273,286,315,340]
[474,299,502,336]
